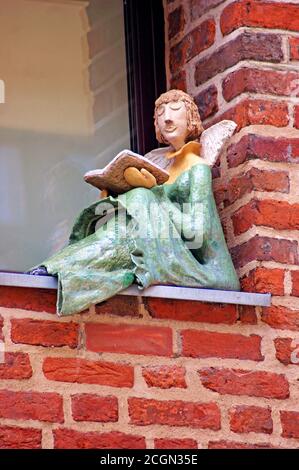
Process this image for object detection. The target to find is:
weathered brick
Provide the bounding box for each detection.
[43,357,134,388]
[11,318,79,349]
[295,105,299,130]
[208,440,272,449]
[195,31,283,86]
[71,394,118,422]
[168,6,185,40]
[232,200,299,235]
[241,268,285,296]
[226,134,299,168]
[181,330,263,361]
[142,365,186,389]
[229,405,273,434]
[291,271,299,296]
[227,168,289,205]
[0,425,42,449]
[95,295,140,317]
[145,298,238,324]
[128,397,221,430]
[0,315,3,341]
[195,85,218,121]
[154,438,198,449]
[221,1,299,36]
[239,306,258,325]
[231,236,299,269]
[170,19,215,73]
[190,0,225,19]
[289,37,299,61]
[85,323,173,357]
[53,429,146,449]
[223,68,299,102]
[281,411,299,439]
[274,337,299,365]
[208,99,289,131]
[170,70,187,91]
[0,390,64,423]
[199,368,289,399]
[262,306,299,331]
[0,352,32,380]
[0,286,56,314]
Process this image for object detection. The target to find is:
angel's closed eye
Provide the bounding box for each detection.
[169,101,183,111]
[157,105,165,116]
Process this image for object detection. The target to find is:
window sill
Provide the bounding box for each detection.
[0,272,271,307]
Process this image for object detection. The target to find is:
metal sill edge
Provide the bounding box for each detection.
[0,272,271,307]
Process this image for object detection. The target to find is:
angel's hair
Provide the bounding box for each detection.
[154,89,204,145]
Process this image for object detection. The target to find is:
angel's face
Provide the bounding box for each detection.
[156,100,189,150]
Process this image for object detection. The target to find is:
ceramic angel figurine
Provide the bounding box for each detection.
[29,90,240,315]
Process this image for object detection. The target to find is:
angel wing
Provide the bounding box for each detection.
[200,120,237,167]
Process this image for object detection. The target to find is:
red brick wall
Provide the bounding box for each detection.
[0,0,299,449]
[1,287,298,449]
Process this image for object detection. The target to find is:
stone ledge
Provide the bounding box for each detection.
[0,272,271,307]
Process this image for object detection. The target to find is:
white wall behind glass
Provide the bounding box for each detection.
[0,0,130,271]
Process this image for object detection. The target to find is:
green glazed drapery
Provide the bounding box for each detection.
[42,162,240,316]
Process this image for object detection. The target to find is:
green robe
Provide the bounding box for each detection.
[43,162,240,315]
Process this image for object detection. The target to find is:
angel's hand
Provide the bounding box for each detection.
[99,189,109,199]
[124,167,157,188]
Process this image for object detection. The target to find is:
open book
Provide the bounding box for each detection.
[84,149,169,194]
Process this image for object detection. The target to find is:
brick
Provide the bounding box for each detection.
[226,134,299,168]
[262,306,299,331]
[0,425,42,449]
[289,37,299,61]
[154,438,197,449]
[295,106,299,130]
[209,99,289,131]
[281,411,299,439]
[239,306,258,325]
[231,236,299,269]
[227,168,289,205]
[195,85,218,121]
[168,6,185,40]
[0,315,3,341]
[170,19,215,73]
[145,298,238,324]
[199,367,289,399]
[0,390,64,423]
[292,271,299,296]
[181,330,263,361]
[232,200,299,235]
[142,365,186,389]
[208,440,272,449]
[85,323,172,357]
[195,31,283,86]
[0,286,56,314]
[241,268,285,296]
[190,0,225,19]
[71,394,118,422]
[223,68,299,102]
[95,295,140,317]
[128,397,221,430]
[43,357,134,387]
[221,1,299,36]
[230,405,273,434]
[11,318,79,348]
[0,352,32,380]
[275,337,299,365]
[54,429,146,449]
[170,70,187,91]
